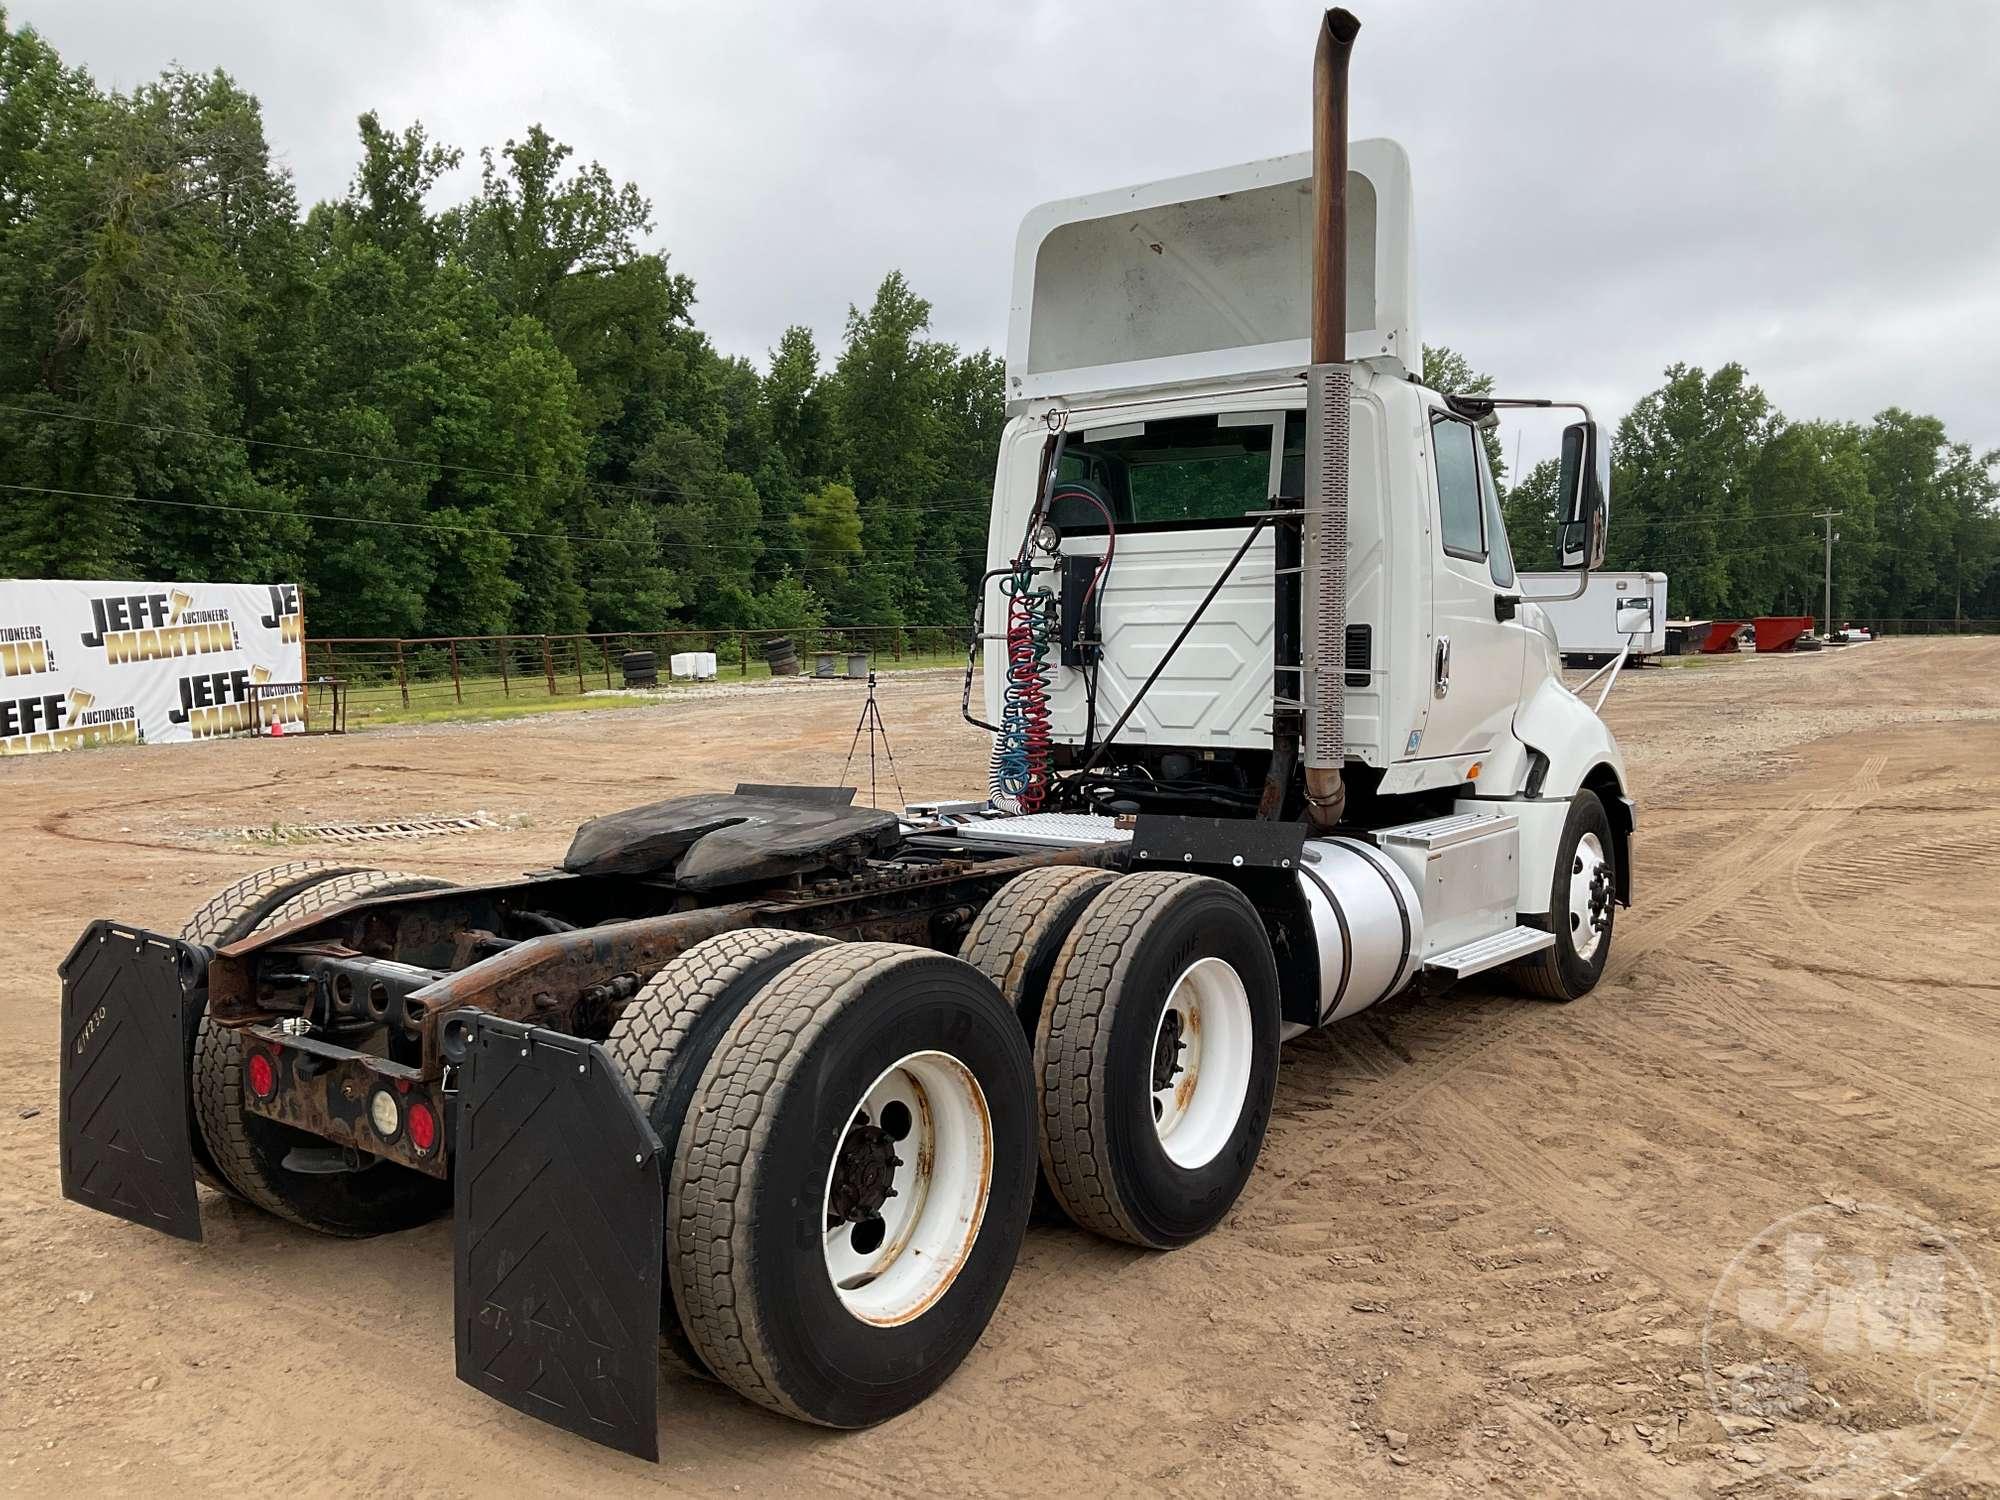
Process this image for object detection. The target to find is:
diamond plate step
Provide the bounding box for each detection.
[1424,924,1555,979]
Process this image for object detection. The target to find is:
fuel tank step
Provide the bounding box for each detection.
[1423,924,1555,979]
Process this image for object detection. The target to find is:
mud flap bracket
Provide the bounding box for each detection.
[453,1013,664,1462]
[58,922,204,1243]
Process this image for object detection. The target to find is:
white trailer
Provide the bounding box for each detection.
[1518,570,1669,665]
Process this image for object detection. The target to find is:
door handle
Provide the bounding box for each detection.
[1434,636,1451,698]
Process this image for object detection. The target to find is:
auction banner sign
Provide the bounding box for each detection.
[0,579,305,756]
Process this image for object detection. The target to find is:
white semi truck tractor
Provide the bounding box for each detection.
[56,10,1629,1459]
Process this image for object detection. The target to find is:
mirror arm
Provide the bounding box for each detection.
[1441,395,1594,424]
[1573,641,1630,713]
[1518,556,1592,604]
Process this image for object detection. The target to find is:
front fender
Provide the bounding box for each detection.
[1515,674,1628,803]
[1514,675,1634,908]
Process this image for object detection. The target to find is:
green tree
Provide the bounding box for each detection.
[793,480,864,593]
[830,271,944,619]
[0,29,306,581]
[747,571,828,635]
[1746,419,1872,618]
[1859,408,1976,621]
[580,500,679,630]
[765,324,836,482]
[1939,443,2000,622]
[1501,458,1562,572]
[451,124,697,440]
[1610,363,1776,617]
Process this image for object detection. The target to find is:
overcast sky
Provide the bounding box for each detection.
[16,0,2000,466]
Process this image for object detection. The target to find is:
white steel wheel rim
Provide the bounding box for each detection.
[1570,830,1610,961]
[822,1050,992,1327]
[1149,957,1253,1170]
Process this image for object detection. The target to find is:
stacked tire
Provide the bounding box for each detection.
[620,649,659,688]
[761,636,800,676]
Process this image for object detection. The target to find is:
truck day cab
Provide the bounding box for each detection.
[55,10,1629,1460]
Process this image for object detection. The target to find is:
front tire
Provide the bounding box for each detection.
[1035,873,1281,1249]
[669,943,1036,1427]
[1512,791,1617,1001]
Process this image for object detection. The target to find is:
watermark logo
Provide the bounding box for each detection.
[1703,1201,1997,1497]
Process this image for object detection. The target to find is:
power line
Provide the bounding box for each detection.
[0,399,1008,519]
[1630,507,1854,532]
[0,398,698,505]
[0,479,995,569]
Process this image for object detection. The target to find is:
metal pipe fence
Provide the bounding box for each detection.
[1834,617,1999,636]
[306,626,976,719]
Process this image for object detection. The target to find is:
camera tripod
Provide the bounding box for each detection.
[840,672,907,811]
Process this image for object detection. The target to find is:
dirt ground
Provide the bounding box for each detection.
[5,639,2000,1497]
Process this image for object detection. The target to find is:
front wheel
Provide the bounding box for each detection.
[669,943,1035,1427]
[1512,791,1617,1001]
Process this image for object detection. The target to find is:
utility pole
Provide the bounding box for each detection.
[1815,510,1841,632]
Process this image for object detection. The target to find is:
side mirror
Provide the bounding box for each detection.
[1614,596,1653,635]
[1556,420,1610,569]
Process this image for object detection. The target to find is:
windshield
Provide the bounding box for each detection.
[1051,411,1281,531]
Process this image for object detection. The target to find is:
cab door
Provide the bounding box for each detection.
[1418,410,1525,760]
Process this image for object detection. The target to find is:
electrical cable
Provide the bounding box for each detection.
[1047,486,1117,758]
[988,430,1067,811]
[995,561,1056,812]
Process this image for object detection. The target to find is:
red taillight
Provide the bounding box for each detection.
[246,1051,277,1100]
[406,1099,438,1154]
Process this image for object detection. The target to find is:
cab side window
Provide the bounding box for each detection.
[1430,415,1485,560]
[1476,437,1516,588]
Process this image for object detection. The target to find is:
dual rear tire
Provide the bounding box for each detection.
[609,934,1037,1427]
[180,860,1281,1419]
[960,866,1282,1249]
[1028,872,1281,1249]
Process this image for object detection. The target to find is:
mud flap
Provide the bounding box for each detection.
[453,1013,665,1462]
[58,922,204,1243]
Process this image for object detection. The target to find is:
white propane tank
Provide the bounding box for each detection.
[1296,837,1425,1024]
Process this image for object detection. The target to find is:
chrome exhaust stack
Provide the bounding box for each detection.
[1302,7,1360,832]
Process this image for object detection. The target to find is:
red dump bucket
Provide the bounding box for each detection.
[1753,616,1813,653]
[1701,620,1749,653]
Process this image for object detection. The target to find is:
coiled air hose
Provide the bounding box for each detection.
[994,561,1056,811]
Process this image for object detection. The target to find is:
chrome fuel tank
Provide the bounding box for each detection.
[1295,836,1424,1024]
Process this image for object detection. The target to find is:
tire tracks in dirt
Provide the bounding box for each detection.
[1606,754,1888,971]
[1413,1089,1965,1437]
[1269,757,1897,1147]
